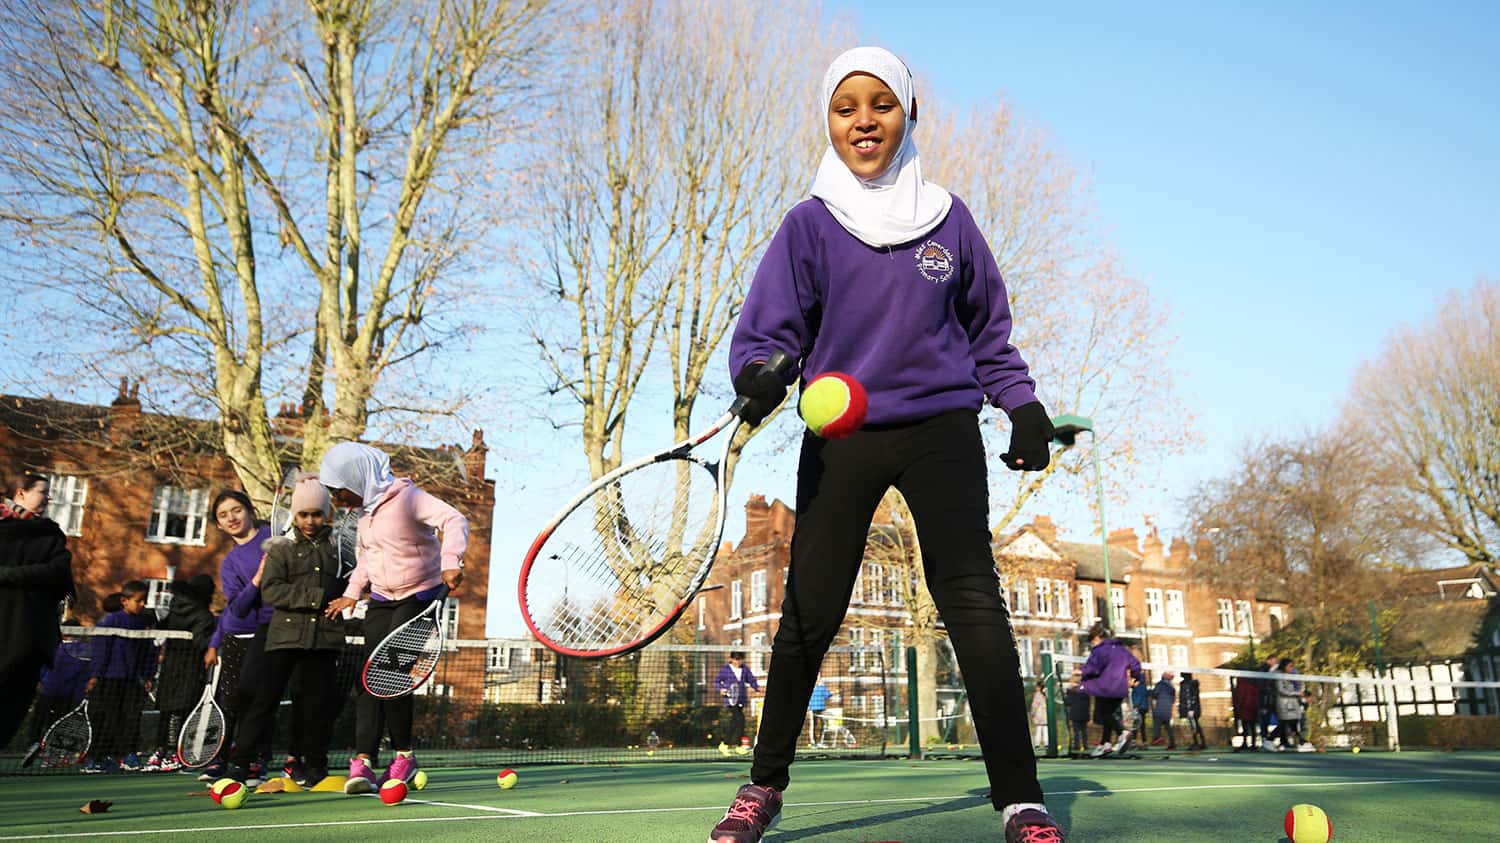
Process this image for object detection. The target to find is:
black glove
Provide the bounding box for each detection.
[1000,401,1053,471]
[734,360,789,427]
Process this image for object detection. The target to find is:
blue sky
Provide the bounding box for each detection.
[478,2,1499,635]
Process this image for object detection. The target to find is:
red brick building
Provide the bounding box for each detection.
[0,382,495,641]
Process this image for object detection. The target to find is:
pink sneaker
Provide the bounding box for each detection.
[344,757,377,794]
[384,753,417,785]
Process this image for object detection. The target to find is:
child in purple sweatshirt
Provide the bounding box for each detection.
[712,47,1060,843]
[85,580,156,772]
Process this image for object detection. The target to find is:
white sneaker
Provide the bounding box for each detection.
[1297,743,1316,753]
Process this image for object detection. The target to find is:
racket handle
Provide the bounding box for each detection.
[727,349,794,418]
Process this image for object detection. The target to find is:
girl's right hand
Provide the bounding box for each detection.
[325,596,357,618]
[203,647,217,668]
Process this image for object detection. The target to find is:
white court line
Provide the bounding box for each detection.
[356,791,540,815]
[0,777,1451,839]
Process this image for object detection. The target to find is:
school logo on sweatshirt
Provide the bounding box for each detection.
[915,240,955,283]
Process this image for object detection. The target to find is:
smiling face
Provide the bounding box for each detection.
[828,72,906,180]
[214,497,254,541]
[13,478,49,515]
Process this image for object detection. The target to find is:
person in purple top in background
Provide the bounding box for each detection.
[711,46,1061,843]
[84,580,157,773]
[1079,622,1144,757]
[20,636,90,767]
[200,489,274,783]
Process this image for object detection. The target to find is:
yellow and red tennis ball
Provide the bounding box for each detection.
[798,372,867,439]
[217,780,247,810]
[497,768,518,789]
[379,778,408,805]
[1285,803,1332,843]
[209,777,236,804]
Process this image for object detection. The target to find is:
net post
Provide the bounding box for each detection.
[1042,651,1059,758]
[905,645,921,759]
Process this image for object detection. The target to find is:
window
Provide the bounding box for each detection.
[869,629,884,671]
[46,474,88,536]
[1145,588,1164,624]
[1054,581,1071,619]
[1057,637,1075,656]
[1236,600,1255,635]
[888,570,904,606]
[1036,579,1053,617]
[698,597,706,630]
[1268,605,1284,632]
[888,629,905,673]
[1149,643,1167,665]
[852,567,864,604]
[143,577,173,612]
[1165,590,1186,626]
[147,485,209,544]
[849,627,865,672]
[865,564,885,605]
[730,581,743,619]
[749,632,767,674]
[486,645,512,672]
[1039,637,1055,667]
[1217,599,1235,633]
[1013,579,1031,615]
[750,570,767,612]
[1078,585,1095,623]
[1110,587,1125,627]
[1016,637,1034,677]
[1170,645,1189,667]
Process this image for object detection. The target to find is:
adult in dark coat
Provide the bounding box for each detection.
[0,475,74,751]
[1149,672,1177,749]
[153,575,218,766]
[1179,672,1205,749]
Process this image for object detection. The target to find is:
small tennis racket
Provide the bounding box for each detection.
[37,699,92,768]
[176,662,225,768]
[332,508,360,578]
[362,586,451,699]
[268,466,300,538]
[519,351,792,659]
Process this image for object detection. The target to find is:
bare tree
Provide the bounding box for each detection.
[1348,281,1500,564]
[0,0,549,506]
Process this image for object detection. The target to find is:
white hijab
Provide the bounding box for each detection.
[810,46,952,248]
[319,441,396,515]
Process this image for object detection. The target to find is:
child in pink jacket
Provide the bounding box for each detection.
[320,442,467,793]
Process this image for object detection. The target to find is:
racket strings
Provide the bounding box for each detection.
[366,621,442,698]
[528,457,722,649]
[40,714,90,766]
[178,705,226,767]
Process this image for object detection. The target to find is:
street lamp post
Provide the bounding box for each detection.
[1051,414,1114,632]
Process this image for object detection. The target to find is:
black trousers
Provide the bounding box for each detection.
[1068,718,1089,752]
[219,627,276,761]
[233,648,338,768]
[0,657,43,750]
[89,677,145,759]
[749,410,1043,810]
[27,693,72,745]
[727,704,747,742]
[355,596,433,759]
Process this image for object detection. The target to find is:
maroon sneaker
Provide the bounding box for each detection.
[708,783,782,842]
[1005,808,1065,843]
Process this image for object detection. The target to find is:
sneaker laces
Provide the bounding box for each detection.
[1017,825,1064,843]
[724,794,769,825]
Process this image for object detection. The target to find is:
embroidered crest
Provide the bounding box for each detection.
[915,240,955,283]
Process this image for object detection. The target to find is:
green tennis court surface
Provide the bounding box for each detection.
[3,752,1497,841]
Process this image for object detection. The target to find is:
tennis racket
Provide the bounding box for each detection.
[268,466,300,538]
[176,662,225,768]
[332,508,360,578]
[362,586,451,699]
[519,351,792,659]
[37,699,92,768]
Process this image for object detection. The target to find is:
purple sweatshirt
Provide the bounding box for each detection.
[1080,638,1144,700]
[209,525,273,649]
[730,196,1037,424]
[90,609,157,680]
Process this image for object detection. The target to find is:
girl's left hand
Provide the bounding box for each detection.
[325,596,357,618]
[251,554,267,587]
[442,568,464,591]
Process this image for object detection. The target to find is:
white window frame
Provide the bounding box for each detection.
[143,576,173,612]
[1014,578,1032,615]
[1110,587,1126,627]
[750,569,767,613]
[1036,578,1053,617]
[1149,643,1168,665]
[1165,590,1186,627]
[46,473,88,536]
[1267,605,1284,631]
[1054,580,1071,619]
[1236,600,1255,635]
[1078,585,1095,623]
[697,597,706,631]
[1016,636,1034,677]
[866,564,885,605]
[486,645,512,672]
[749,632,767,675]
[730,580,743,619]
[1145,588,1165,624]
[849,627,865,672]
[1169,644,1189,667]
[851,566,865,605]
[442,597,460,639]
[888,629,905,673]
[146,485,209,545]
[1217,598,1235,633]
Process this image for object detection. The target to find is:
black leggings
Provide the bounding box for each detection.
[355,596,434,759]
[749,410,1042,810]
[233,649,338,768]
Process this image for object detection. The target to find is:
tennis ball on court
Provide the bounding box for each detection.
[210,778,236,804]
[1351,745,1361,754]
[497,768,518,789]
[411,769,428,790]
[1284,803,1331,843]
[218,781,247,810]
[380,778,408,805]
[798,373,868,439]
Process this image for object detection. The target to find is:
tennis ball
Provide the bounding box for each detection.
[218,781,247,810]
[798,372,868,439]
[210,777,236,804]
[1284,803,1331,843]
[1351,745,1361,754]
[411,769,428,791]
[497,768,518,790]
[379,778,408,805]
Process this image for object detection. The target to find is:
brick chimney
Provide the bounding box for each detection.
[1107,527,1140,557]
[1140,522,1165,570]
[464,429,488,484]
[272,402,306,438]
[1166,537,1192,570]
[1031,514,1058,543]
[743,495,772,546]
[108,377,142,445]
